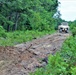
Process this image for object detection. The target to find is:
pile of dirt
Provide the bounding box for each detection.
[0,33,70,75]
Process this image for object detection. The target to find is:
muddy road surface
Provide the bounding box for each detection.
[0,33,70,75]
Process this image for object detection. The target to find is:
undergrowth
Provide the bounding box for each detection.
[0,30,55,46]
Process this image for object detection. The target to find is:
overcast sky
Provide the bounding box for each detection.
[58,0,76,21]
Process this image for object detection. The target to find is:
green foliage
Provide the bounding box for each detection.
[0,30,55,46]
[47,54,68,75]
[70,67,76,75]
[69,20,76,30]
[69,20,76,37]
[71,27,76,37]
[0,26,7,38]
[0,0,59,31]
[31,35,76,75]
[61,36,76,65]
[31,53,69,75]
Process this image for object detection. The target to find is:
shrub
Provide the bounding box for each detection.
[31,36,76,75]
[0,26,7,38]
[71,27,76,37]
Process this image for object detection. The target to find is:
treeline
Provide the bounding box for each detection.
[0,0,59,31]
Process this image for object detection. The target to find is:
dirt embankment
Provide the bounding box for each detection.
[0,33,70,75]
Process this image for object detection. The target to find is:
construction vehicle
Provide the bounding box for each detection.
[58,22,69,33]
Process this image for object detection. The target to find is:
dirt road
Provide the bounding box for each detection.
[0,33,70,75]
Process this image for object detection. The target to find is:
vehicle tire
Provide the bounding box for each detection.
[59,29,62,33]
[65,30,69,33]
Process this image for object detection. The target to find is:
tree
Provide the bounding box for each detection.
[0,0,59,31]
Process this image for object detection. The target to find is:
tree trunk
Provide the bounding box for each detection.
[7,12,12,31]
[13,12,20,31]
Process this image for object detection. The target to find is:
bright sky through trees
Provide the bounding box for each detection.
[58,0,76,21]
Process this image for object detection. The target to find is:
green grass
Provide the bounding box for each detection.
[0,30,55,46]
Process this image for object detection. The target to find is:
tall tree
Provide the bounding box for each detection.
[0,0,59,31]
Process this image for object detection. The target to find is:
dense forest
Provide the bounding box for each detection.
[0,0,60,31]
[0,0,62,46]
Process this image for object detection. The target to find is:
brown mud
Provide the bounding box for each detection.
[0,33,70,75]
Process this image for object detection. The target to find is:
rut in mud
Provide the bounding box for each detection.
[0,33,70,75]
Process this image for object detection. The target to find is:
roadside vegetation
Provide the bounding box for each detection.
[1,0,76,75]
[0,0,61,46]
[0,29,55,46]
[0,0,60,32]
[31,36,76,75]
[30,21,76,75]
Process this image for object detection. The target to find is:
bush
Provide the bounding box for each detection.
[71,27,76,37]
[0,30,55,46]
[31,35,76,75]
[0,26,7,38]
